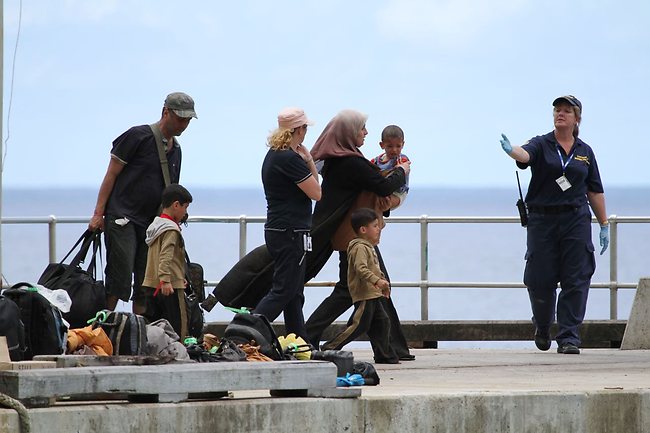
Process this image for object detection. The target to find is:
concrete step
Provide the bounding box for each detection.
[2,348,650,433]
[0,359,359,408]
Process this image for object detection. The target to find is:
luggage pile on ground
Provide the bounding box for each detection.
[0,229,378,387]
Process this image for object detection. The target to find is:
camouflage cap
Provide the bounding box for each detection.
[164,92,198,119]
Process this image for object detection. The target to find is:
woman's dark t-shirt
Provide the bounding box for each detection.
[261,148,312,230]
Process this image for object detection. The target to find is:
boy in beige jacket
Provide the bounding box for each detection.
[142,184,193,340]
[322,208,399,364]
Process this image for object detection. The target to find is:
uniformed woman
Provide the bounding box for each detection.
[500,95,609,355]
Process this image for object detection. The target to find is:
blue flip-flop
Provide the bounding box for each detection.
[336,373,365,387]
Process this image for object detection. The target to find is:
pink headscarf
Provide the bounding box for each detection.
[310,109,368,161]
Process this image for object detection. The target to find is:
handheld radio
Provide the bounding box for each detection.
[516,171,528,227]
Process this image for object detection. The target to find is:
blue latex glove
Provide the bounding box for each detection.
[500,133,512,154]
[599,225,609,255]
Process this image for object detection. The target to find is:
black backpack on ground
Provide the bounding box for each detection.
[91,310,147,355]
[353,361,381,386]
[37,229,106,329]
[185,251,206,303]
[0,294,26,361]
[185,292,204,339]
[224,313,286,360]
[184,251,205,339]
[2,283,67,360]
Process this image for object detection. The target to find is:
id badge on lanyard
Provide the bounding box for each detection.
[298,232,312,266]
[302,232,312,252]
[555,147,574,192]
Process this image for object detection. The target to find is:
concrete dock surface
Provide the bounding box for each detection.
[353,347,650,394]
[3,347,650,433]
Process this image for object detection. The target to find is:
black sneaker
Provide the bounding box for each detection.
[534,330,551,351]
[399,354,416,361]
[374,358,400,364]
[557,343,580,354]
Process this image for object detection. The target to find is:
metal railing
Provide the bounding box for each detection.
[1,214,646,320]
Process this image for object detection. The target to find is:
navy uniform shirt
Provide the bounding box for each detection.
[261,148,313,230]
[517,131,603,207]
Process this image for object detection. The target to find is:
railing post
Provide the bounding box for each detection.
[48,215,57,263]
[420,215,429,320]
[609,215,618,320]
[238,215,247,259]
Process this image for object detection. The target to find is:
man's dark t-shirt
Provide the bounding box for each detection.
[106,125,181,227]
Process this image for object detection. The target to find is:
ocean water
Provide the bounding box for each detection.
[2,186,650,348]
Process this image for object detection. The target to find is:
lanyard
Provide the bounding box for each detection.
[556,146,575,175]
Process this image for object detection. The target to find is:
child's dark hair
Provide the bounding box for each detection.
[381,125,404,142]
[161,184,193,208]
[350,208,379,234]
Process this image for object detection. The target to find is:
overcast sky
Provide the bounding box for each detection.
[2,0,649,190]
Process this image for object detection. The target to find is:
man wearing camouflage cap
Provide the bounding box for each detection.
[89,92,198,314]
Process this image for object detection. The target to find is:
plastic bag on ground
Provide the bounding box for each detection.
[67,325,113,356]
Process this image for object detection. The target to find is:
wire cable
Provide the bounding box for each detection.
[3,0,24,171]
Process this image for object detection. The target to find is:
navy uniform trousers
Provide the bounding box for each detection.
[254,229,308,340]
[524,205,596,346]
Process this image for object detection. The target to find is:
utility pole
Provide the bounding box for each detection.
[1,0,5,287]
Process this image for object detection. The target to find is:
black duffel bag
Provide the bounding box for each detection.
[202,244,274,312]
[38,229,106,329]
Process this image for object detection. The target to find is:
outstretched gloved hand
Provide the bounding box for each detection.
[599,225,609,255]
[500,133,513,154]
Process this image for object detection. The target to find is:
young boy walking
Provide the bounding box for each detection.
[322,208,399,364]
[142,184,193,341]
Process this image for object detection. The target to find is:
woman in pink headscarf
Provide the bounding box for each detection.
[304,109,414,362]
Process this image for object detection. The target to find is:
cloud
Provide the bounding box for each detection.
[3,0,218,30]
[61,0,120,21]
[376,0,527,48]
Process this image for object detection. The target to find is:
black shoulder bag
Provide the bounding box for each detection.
[37,229,106,329]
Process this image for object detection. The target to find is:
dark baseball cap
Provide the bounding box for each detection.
[553,95,582,112]
[164,92,198,119]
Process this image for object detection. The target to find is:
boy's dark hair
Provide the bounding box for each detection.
[161,184,193,208]
[350,208,379,235]
[381,125,404,142]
